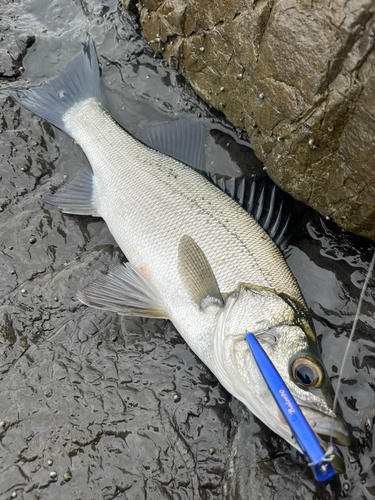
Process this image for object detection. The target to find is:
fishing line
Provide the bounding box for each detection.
[329,249,375,449]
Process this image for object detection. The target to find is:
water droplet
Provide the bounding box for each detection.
[58,91,67,99]
[50,471,57,479]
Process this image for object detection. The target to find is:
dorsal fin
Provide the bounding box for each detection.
[210,175,291,251]
[137,119,205,172]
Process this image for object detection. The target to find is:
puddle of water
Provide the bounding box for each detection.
[0,0,374,499]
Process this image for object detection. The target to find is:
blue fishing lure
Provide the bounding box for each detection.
[246,333,335,482]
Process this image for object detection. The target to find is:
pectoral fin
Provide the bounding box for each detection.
[77,262,168,318]
[178,235,223,308]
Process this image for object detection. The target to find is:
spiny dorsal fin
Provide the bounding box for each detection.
[210,175,291,251]
[77,262,168,318]
[178,235,223,309]
[43,164,99,216]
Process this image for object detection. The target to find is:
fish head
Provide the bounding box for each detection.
[258,324,350,448]
[213,285,350,458]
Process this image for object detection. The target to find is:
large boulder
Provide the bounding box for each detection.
[131,0,375,240]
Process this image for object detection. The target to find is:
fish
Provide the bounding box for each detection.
[9,41,350,470]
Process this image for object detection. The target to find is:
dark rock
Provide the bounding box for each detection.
[121,0,138,14]
[0,32,35,79]
[169,55,179,71]
[133,0,375,241]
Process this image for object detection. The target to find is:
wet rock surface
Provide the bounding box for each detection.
[134,0,375,241]
[0,0,374,499]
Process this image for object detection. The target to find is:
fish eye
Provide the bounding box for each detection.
[292,357,323,388]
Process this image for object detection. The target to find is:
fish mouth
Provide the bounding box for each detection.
[317,435,346,475]
[313,421,350,447]
[301,406,350,447]
[300,406,349,475]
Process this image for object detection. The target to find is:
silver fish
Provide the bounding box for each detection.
[10,41,349,468]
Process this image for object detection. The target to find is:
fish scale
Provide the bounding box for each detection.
[64,97,303,361]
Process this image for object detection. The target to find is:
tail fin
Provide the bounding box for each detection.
[9,40,101,136]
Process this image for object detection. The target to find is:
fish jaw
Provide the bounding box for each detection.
[300,406,350,446]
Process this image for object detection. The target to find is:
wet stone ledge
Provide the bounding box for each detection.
[129,0,375,241]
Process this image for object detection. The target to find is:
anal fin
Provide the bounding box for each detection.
[43,164,99,216]
[77,262,168,318]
